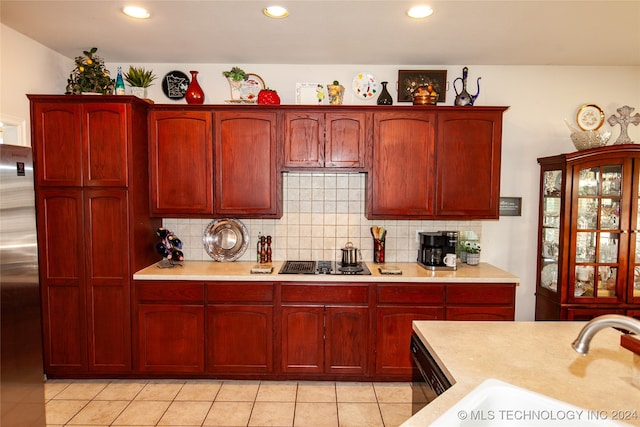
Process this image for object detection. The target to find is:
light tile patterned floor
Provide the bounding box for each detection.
[44,379,414,427]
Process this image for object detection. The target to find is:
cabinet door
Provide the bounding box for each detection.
[569,159,630,304]
[375,306,444,377]
[137,304,204,373]
[207,305,273,373]
[283,112,324,168]
[325,113,367,169]
[629,162,640,305]
[36,189,87,374]
[281,306,324,374]
[83,103,129,187]
[149,111,213,215]
[214,111,281,217]
[84,189,131,372]
[368,112,436,218]
[435,110,503,218]
[325,306,368,375]
[31,102,82,187]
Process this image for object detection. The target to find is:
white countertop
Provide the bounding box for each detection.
[403,321,640,426]
[133,261,519,283]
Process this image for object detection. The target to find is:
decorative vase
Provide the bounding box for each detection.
[327,84,345,105]
[185,70,205,104]
[130,86,146,98]
[226,77,244,101]
[466,253,480,265]
[377,81,393,105]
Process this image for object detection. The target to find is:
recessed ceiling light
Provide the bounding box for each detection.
[264,5,289,18]
[123,6,150,19]
[407,5,433,19]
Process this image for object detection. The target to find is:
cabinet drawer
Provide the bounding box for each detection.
[207,282,273,303]
[135,281,204,303]
[446,284,515,305]
[281,284,368,304]
[377,284,445,304]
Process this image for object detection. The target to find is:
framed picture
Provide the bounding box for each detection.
[397,70,447,103]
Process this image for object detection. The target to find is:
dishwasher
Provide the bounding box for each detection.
[410,333,453,414]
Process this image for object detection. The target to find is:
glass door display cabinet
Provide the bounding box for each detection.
[536,145,640,321]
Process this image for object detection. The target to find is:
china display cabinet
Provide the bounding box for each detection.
[536,145,640,320]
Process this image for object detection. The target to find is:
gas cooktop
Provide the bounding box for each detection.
[279,260,371,275]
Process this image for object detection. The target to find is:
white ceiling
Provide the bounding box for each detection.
[1,0,639,66]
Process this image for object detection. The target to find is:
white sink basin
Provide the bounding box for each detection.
[430,379,626,426]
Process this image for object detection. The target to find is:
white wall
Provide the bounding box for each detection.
[0,24,71,145]
[3,24,639,320]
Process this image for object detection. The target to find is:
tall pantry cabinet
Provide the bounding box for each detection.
[29,95,161,376]
[536,145,640,320]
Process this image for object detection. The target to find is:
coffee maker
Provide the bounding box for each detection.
[417,231,458,270]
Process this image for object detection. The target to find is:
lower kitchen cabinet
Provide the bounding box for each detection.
[206,282,274,374]
[375,284,445,377]
[280,284,370,377]
[128,279,516,379]
[281,305,369,376]
[133,281,205,373]
[445,284,516,320]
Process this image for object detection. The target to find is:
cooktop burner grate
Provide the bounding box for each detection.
[279,260,316,274]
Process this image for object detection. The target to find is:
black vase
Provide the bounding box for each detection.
[377,81,393,105]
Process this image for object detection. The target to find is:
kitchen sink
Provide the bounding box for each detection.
[430,379,626,426]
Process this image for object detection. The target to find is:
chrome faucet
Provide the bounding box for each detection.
[572,314,640,355]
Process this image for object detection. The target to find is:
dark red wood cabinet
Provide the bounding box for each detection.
[367,107,507,219]
[368,111,436,218]
[149,110,213,216]
[280,284,369,377]
[214,111,281,218]
[536,146,640,320]
[29,95,160,376]
[134,281,205,373]
[206,282,274,375]
[283,111,368,170]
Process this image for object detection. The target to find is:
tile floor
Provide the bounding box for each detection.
[45,379,414,427]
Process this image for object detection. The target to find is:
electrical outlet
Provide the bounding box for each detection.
[416,230,424,243]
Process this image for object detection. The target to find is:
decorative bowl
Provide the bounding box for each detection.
[413,94,438,105]
[570,130,611,151]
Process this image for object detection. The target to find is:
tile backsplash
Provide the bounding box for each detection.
[163,173,482,263]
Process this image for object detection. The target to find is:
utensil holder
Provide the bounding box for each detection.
[374,238,385,264]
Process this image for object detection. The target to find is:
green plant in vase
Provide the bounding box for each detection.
[124,66,157,98]
[222,66,247,100]
[463,242,481,265]
[65,47,115,95]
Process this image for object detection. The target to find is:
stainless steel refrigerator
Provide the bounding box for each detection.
[0,144,46,427]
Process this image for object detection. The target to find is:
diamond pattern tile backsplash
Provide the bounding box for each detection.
[163,173,482,263]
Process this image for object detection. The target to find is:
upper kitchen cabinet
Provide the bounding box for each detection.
[29,95,160,376]
[536,145,640,321]
[214,110,282,218]
[31,101,129,187]
[435,109,506,218]
[367,111,436,218]
[283,111,368,170]
[366,107,507,220]
[149,110,214,216]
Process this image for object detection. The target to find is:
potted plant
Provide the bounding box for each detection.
[463,242,481,265]
[123,66,157,98]
[65,47,115,95]
[222,66,247,100]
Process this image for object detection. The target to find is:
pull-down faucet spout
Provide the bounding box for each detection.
[572,314,640,355]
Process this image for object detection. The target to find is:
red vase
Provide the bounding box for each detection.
[185,70,205,104]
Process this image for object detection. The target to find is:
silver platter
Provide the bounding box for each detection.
[203,218,249,261]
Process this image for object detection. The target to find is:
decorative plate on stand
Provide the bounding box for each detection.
[352,72,379,100]
[162,70,190,100]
